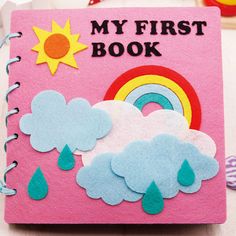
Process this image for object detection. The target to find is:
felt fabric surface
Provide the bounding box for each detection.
[204,0,236,16]
[75,101,216,166]
[134,93,174,111]
[216,0,236,5]
[58,145,75,171]
[177,160,196,186]
[6,8,225,223]
[142,181,164,215]
[104,68,201,129]
[125,84,183,114]
[28,167,48,200]
[44,34,70,59]
[77,131,218,208]
[77,154,142,205]
[19,90,112,152]
[111,134,219,197]
[32,20,88,75]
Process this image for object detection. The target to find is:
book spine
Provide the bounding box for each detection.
[0,32,22,196]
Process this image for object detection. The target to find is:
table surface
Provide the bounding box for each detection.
[0,0,236,235]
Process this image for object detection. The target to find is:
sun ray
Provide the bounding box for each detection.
[32,43,41,52]
[47,60,60,75]
[33,27,51,42]
[51,20,64,33]
[32,19,88,75]
[73,42,88,54]
[60,53,78,69]
[63,19,71,34]
[36,52,48,64]
[71,34,80,42]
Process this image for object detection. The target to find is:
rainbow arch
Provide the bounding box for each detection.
[104,65,201,130]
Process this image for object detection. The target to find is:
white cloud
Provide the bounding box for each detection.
[75,101,216,166]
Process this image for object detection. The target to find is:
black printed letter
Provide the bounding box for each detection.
[144,42,162,57]
[92,43,106,57]
[135,20,149,35]
[127,42,143,56]
[160,21,177,35]
[109,42,124,57]
[192,21,207,35]
[178,21,191,35]
[91,20,109,35]
[111,20,128,34]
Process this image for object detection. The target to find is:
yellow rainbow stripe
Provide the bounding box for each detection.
[216,0,236,6]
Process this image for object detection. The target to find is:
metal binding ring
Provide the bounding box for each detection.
[0,32,22,48]
[4,134,18,152]
[5,108,19,126]
[0,162,18,196]
[5,82,20,102]
[6,56,21,75]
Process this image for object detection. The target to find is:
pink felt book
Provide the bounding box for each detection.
[4,7,225,224]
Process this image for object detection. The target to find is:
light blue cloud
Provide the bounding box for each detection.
[20,90,112,152]
[76,154,142,205]
[111,134,219,198]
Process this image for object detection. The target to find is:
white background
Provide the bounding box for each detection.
[0,0,236,235]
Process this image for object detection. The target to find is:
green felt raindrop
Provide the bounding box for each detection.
[28,167,48,200]
[177,159,195,186]
[58,144,75,171]
[142,181,164,215]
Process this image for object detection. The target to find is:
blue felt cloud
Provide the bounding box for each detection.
[111,134,219,198]
[20,90,112,152]
[76,154,143,205]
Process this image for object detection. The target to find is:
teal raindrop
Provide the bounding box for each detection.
[142,181,164,215]
[28,167,48,200]
[177,159,195,186]
[58,144,75,171]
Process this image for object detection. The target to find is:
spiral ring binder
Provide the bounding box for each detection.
[5,108,19,126]
[0,32,22,196]
[6,56,21,75]
[0,162,17,196]
[5,82,20,102]
[4,134,18,152]
[0,32,22,48]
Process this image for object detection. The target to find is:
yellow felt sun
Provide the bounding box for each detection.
[32,19,88,75]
